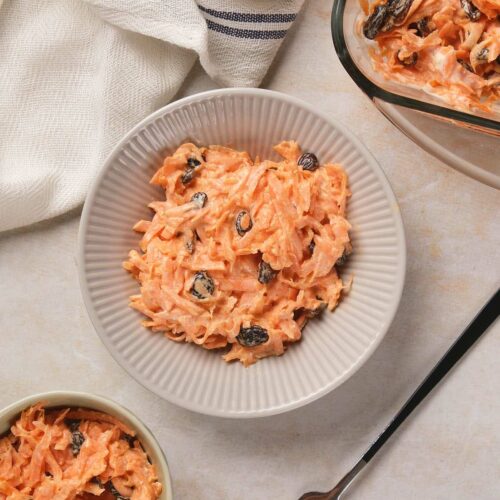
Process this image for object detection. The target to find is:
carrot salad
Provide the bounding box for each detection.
[0,404,162,500]
[123,141,351,366]
[361,0,500,111]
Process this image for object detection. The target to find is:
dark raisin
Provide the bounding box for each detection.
[398,50,418,66]
[258,261,277,284]
[307,302,327,318]
[293,303,326,322]
[191,192,208,208]
[235,210,253,236]
[91,477,104,488]
[71,430,85,456]
[107,481,128,500]
[336,250,350,267]
[65,418,81,433]
[298,152,319,172]
[477,48,489,61]
[363,3,390,39]
[121,433,136,447]
[458,58,474,72]
[364,0,414,39]
[187,157,201,168]
[190,271,215,299]
[308,239,315,255]
[237,325,269,347]
[181,167,195,185]
[460,0,480,20]
[408,17,430,37]
[388,0,414,24]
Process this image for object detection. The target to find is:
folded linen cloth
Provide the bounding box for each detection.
[0,0,304,231]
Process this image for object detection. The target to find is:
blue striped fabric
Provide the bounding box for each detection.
[198,3,297,39]
[198,5,297,23]
[205,19,288,39]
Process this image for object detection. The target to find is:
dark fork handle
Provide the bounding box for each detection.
[363,287,499,463]
[299,289,499,500]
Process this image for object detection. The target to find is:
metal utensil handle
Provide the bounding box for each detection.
[362,288,500,463]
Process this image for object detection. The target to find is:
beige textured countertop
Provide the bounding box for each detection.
[1,2,499,498]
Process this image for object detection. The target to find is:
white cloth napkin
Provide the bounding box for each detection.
[0,0,304,231]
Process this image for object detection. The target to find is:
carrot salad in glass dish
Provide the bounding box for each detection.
[0,404,162,500]
[360,0,500,111]
[123,141,352,366]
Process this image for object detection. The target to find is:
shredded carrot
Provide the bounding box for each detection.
[0,403,162,500]
[361,0,500,111]
[123,141,351,366]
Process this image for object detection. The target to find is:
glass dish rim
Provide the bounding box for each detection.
[331,0,500,133]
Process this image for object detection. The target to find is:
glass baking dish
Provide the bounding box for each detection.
[331,0,500,136]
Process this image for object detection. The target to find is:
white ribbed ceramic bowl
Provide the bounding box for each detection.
[0,391,173,500]
[79,88,406,418]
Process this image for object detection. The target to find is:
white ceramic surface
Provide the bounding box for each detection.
[78,88,406,418]
[0,391,173,500]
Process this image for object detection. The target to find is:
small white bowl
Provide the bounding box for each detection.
[0,391,173,500]
[79,88,406,418]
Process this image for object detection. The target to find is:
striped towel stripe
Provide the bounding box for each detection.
[198,3,297,39]
[198,5,297,23]
[205,19,289,39]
